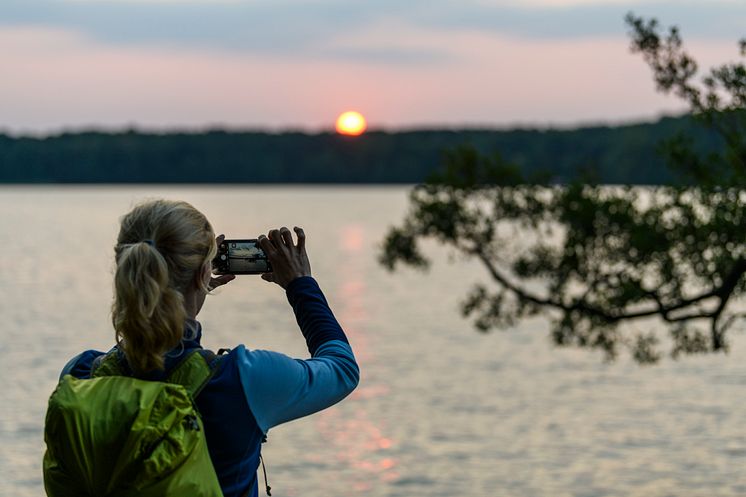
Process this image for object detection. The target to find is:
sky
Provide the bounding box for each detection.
[1,0,745,133]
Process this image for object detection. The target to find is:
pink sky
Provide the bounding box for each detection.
[1,1,743,133]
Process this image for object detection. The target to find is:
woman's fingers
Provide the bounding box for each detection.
[280,227,294,248]
[258,226,311,288]
[258,235,278,259]
[214,274,236,285]
[207,274,236,291]
[268,226,299,252]
[294,226,305,250]
[268,229,285,251]
[209,273,235,291]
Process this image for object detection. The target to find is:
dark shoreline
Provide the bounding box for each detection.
[0,114,719,185]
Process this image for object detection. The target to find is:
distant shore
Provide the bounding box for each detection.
[0,114,718,184]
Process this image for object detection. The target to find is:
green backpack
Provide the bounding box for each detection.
[43,349,224,497]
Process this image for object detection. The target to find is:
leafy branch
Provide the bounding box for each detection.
[380,15,746,363]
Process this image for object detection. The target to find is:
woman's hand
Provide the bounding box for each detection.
[208,234,236,291]
[258,226,312,289]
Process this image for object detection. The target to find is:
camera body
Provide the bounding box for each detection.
[213,239,272,275]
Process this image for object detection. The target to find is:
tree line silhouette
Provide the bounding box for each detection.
[0,114,721,184]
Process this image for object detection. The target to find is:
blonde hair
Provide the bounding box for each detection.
[111,199,216,373]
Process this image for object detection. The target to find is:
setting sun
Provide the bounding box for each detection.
[335,111,367,136]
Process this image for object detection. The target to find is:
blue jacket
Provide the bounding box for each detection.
[60,276,360,497]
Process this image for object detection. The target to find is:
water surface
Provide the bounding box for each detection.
[1,186,745,497]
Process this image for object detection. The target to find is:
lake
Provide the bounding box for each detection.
[1,186,745,497]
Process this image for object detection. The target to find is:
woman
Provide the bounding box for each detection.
[56,199,360,497]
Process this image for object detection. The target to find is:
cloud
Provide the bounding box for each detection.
[417,1,746,40]
[1,1,743,131]
[2,1,425,54]
[0,0,743,63]
[2,23,736,133]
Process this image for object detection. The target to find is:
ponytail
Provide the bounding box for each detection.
[111,200,216,373]
[112,241,186,372]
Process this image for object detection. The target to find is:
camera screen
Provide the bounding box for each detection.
[227,242,269,272]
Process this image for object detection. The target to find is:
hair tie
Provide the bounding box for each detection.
[142,239,155,247]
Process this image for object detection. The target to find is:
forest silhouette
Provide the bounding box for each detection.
[0,114,719,184]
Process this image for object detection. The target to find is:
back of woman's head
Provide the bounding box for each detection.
[111,199,216,373]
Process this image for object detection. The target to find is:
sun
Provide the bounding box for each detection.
[335,111,367,136]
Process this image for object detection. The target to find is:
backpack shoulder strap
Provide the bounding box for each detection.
[90,347,221,399]
[166,349,221,400]
[90,349,126,378]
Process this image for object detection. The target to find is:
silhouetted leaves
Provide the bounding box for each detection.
[381,15,746,363]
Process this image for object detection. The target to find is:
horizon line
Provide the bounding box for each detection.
[0,111,691,138]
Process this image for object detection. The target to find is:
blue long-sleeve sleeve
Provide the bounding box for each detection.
[236,277,360,434]
[285,276,349,354]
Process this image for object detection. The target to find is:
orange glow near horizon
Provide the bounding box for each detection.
[335,111,367,136]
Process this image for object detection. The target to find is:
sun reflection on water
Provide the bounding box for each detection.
[314,224,399,490]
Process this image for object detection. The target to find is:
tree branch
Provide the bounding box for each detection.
[472,245,746,330]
